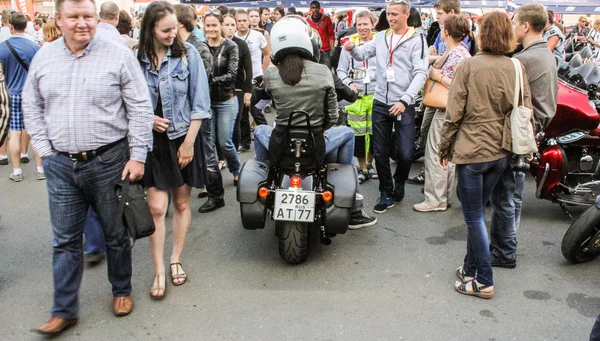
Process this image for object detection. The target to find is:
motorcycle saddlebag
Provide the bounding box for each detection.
[236,159,269,230]
[324,163,356,235]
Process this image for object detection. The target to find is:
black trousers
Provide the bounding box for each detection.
[200,118,224,200]
[240,77,268,149]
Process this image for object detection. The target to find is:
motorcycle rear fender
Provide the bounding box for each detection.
[324,163,357,235]
[237,160,269,230]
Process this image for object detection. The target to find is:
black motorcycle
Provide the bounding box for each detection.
[237,111,357,265]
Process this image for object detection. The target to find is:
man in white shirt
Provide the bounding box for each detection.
[96,1,128,48]
[0,9,12,43]
[235,10,270,81]
[25,13,36,39]
[34,18,44,45]
[234,9,269,152]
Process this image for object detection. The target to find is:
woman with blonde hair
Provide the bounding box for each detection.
[438,11,532,299]
[42,19,61,47]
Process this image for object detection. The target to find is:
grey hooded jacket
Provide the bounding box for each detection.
[350,27,428,107]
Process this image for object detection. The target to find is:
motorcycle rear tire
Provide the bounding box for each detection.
[561,205,600,264]
[278,222,308,265]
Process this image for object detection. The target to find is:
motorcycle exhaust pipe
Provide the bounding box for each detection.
[594,158,600,179]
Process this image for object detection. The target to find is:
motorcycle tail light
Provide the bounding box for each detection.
[258,187,269,198]
[322,191,333,202]
[290,176,302,188]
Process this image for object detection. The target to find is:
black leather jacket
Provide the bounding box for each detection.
[207,38,238,102]
[186,33,212,78]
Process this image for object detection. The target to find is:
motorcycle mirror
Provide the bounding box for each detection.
[349,68,367,81]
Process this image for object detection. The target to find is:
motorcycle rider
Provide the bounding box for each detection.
[253,16,377,229]
[489,4,558,269]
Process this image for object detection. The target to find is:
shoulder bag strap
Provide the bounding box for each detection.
[517,60,525,106]
[5,40,29,71]
[510,58,521,107]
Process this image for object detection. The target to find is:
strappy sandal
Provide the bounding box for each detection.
[150,273,166,300]
[357,170,369,184]
[456,266,475,282]
[454,279,494,299]
[170,262,187,286]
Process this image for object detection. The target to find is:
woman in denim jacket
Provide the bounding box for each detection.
[204,11,241,185]
[137,1,211,299]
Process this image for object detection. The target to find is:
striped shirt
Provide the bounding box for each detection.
[22,35,154,162]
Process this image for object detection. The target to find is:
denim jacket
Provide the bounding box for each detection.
[139,43,211,140]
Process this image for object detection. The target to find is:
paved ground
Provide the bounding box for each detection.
[1,153,599,341]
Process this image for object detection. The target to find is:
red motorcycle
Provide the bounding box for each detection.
[530,73,600,215]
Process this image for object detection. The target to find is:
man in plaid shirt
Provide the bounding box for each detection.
[22,0,153,335]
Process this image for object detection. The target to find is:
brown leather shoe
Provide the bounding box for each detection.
[113,296,134,316]
[34,316,78,335]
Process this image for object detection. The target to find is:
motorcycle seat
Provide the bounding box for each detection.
[580,46,593,60]
[568,62,598,88]
[278,128,323,172]
[584,66,600,87]
[569,54,583,69]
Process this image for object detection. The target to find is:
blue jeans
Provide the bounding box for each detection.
[457,156,508,286]
[201,118,224,200]
[372,100,416,196]
[253,125,355,165]
[42,141,132,319]
[212,97,240,176]
[490,163,525,262]
[83,208,105,254]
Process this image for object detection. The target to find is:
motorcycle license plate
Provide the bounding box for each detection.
[274,190,315,222]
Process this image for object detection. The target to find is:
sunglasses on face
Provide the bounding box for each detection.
[385,0,410,4]
[204,9,222,17]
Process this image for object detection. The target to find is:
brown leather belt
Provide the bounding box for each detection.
[59,138,126,162]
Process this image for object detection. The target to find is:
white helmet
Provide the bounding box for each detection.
[270,15,314,64]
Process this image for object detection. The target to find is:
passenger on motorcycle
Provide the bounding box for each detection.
[253,16,377,229]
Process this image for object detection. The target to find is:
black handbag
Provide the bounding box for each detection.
[115,179,155,248]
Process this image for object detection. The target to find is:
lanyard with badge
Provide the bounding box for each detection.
[358,41,371,85]
[387,28,409,82]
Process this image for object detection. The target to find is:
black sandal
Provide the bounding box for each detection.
[170,262,187,286]
[456,266,474,282]
[454,279,494,299]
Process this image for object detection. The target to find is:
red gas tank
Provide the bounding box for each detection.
[543,80,600,137]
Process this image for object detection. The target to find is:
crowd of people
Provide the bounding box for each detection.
[1,0,598,336]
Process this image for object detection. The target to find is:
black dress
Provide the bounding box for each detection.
[142,93,205,191]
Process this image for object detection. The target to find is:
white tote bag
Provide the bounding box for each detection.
[510,58,538,155]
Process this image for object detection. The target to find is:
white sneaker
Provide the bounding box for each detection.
[413,202,448,212]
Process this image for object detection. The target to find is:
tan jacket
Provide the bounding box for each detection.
[438,52,532,165]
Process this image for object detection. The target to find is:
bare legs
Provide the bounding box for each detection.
[147,184,192,296]
[8,130,22,172]
[20,131,42,169]
[357,153,374,170]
